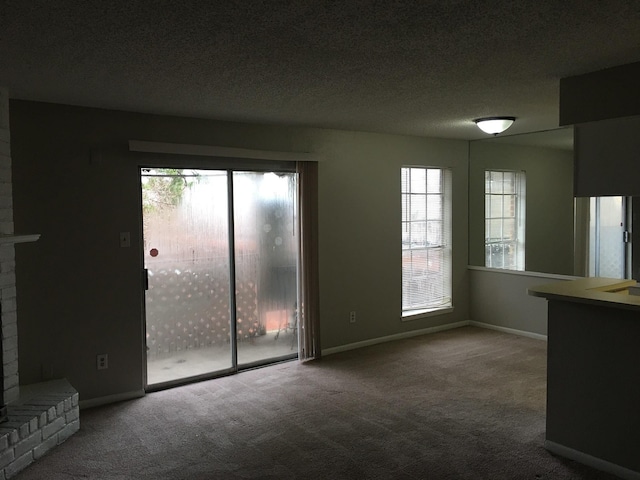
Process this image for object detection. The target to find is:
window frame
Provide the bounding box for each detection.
[401,166,453,319]
[484,170,526,271]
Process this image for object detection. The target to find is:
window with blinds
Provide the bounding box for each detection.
[484,170,526,270]
[401,167,452,316]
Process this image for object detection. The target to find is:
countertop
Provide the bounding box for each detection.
[527,277,640,311]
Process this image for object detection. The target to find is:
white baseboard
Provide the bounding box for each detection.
[79,389,145,410]
[469,320,547,341]
[322,321,471,356]
[545,440,640,480]
[321,320,547,357]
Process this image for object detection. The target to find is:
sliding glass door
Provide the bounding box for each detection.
[587,196,632,278]
[142,168,298,388]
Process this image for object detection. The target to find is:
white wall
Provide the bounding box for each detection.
[314,129,470,349]
[10,101,470,402]
[468,267,576,338]
[468,141,575,276]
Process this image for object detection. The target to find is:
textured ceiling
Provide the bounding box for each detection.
[1,0,640,140]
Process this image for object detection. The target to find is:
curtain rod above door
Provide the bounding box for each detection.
[129,140,317,162]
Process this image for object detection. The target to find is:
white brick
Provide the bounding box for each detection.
[65,407,79,423]
[0,448,14,470]
[0,311,16,325]
[58,420,79,443]
[2,320,18,340]
[14,431,42,458]
[0,127,9,143]
[4,416,35,436]
[36,412,47,429]
[0,141,9,157]
[0,210,13,223]
[46,407,56,423]
[1,423,26,441]
[1,336,15,356]
[0,248,15,263]
[4,386,19,406]
[0,223,13,235]
[28,417,38,434]
[1,296,16,312]
[0,260,15,273]
[1,326,16,341]
[4,451,33,478]
[5,412,36,433]
[0,385,81,476]
[0,166,11,182]
[3,374,18,390]
[1,341,16,355]
[42,417,65,440]
[2,329,16,343]
[3,362,17,378]
[2,357,17,377]
[0,428,19,446]
[0,273,15,289]
[3,375,19,401]
[2,322,17,339]
[33,434,58,460]
[0,286,16,300]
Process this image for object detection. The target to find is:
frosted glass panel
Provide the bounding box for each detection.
[233,172,298,365]
[589,196,624,278]
[143,168,299,386]
[143,169,232,384]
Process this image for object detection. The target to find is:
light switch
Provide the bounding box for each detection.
[120,232,131,248]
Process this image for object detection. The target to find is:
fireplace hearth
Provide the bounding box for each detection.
[0,379,79,478]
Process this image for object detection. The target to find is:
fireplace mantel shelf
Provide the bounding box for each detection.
[0,233,41,244]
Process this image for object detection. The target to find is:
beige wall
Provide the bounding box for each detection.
[468,268,574,337]
[468,141,575,275]
[10,100,469,402]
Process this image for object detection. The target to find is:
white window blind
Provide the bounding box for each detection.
[401,167,452,314]
[484,170,526,270]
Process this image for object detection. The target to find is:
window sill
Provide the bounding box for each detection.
[402,306,454,322]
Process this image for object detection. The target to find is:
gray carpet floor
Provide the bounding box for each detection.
[15,326,620,479]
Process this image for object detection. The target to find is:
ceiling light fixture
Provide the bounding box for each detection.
[474,117,516,135]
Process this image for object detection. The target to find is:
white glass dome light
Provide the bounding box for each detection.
[474,117,516,135]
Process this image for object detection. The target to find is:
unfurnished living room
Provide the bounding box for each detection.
[1,1,640,479]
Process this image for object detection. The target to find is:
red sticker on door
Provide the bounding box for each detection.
[150,248,159,257]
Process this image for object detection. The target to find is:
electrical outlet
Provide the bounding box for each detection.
[349,311,357,323]
[97,354,108,370]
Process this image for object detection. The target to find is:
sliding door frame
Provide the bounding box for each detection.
[139,158,300,392]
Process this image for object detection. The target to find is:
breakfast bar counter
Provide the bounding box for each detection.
[528,276,640,309]
[528,277,640,479]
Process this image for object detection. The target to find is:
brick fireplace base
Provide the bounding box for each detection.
[0,379,79,479]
